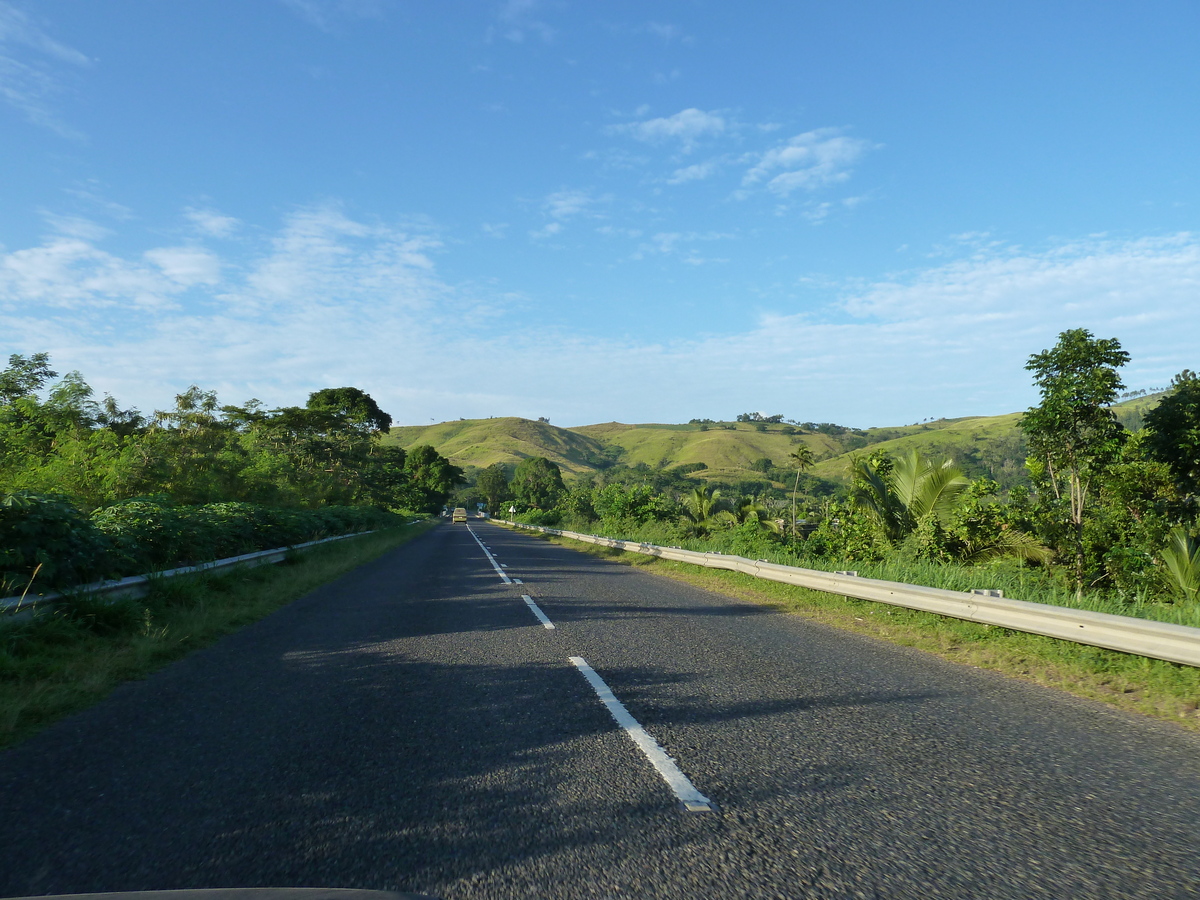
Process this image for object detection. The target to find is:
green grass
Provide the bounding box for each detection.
[497,523,1200,731]
[0,522,433,750]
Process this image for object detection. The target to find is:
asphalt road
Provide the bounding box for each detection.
[2,521,1198,900]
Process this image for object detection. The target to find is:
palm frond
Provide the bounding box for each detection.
[1161,526,1200,603]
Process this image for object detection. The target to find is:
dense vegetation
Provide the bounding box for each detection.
[467,330,1200,615]
[0,354,462,595]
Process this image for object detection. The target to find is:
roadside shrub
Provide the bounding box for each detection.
[2,496,403,594]
[91,499,193,572]
[0,492,113,592]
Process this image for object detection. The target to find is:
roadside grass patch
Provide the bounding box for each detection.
[0,523,432,749]
[505,525,1200,731]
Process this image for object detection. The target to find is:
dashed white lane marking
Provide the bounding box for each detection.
[513,578,524,584]
[522,594,555,629]
[569,656,715,813]
[466,525,512,584]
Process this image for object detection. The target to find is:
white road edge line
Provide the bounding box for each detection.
[522,594,555,629]
[466,525,512,584]
[569,656,716,814]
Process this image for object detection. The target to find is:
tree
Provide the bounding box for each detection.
[510,456,565,509]
[476,463,510,511]
[403,444,464,512]
[850,449,970,548]
[306,387,392,434]
[1019,329,1130,589]
[1143,370,1200,510]
[684,484,730,534]
[788,445,815,541]
[0,353,57,405]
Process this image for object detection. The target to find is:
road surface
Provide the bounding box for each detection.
[1,521,1198,899]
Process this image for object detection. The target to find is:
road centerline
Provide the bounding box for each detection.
[522,594,555,629]
[467,525,512,584]
[569,656,716,814]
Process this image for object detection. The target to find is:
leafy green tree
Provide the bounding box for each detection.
[1143,369,1200,511]
[1019,329,1130,588]
[590,482,675,525]
[476,463,511,511]
[403,444,465,512]
[0,353,57,405]
[306,387,392,434]
[511,456,565,509]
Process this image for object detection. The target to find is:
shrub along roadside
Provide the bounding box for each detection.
[0,522,432,750]
[501,523,1200,731]
[1,492,403,596]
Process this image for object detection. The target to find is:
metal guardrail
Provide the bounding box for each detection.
[0,531,376,615]
[504,522,1200,668]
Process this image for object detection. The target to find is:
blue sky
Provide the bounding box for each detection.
[2,1,1198,428]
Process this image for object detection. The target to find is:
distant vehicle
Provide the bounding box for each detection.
[451,508,468,523]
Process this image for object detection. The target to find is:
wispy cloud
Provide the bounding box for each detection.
[494,0,555,43]
[667,158,724,184]
[544,189,594,220]
[5,214,1197,427]
[530,189,601,239]
[0,0,89,137]
[278,0,386,30]
[611,108,726,152]
[144,247,222,287]
[185,207,240,238]
[742,128,874,196]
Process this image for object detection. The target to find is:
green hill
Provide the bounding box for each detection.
[387,391,1170,490]
[384,417,611,475]
[570,422,840,481]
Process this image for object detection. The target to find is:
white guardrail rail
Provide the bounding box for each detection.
[0,531,376,616]
[504,522,1200,668]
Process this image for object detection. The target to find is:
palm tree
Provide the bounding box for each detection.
[850,449,969,542]
[788,445,815,541]
[685,484,730,534]
[1162,526,1200,603]
[851,449,1050,564]
[728,495,781,533]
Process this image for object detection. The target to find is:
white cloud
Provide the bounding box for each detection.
[743,128,873,196]
[544,189,593,220]
[530,222,562,240]
[278,0,385,30]
[494,0,554,43]
[185,207,240,238]
[144,247,222,287]
[612,108,726,152]
[0,1,89,137]
[667,159,722,184]
[1,237,183,312]
[5,217,1198,428]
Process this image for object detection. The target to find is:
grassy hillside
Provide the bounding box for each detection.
[809,413,1026,485]
[385,417,610,475]
[571,422,841,482]
[388,391,1169,488]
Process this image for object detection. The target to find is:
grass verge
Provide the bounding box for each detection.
[502,524,1200,732]
[0,522,433,750]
